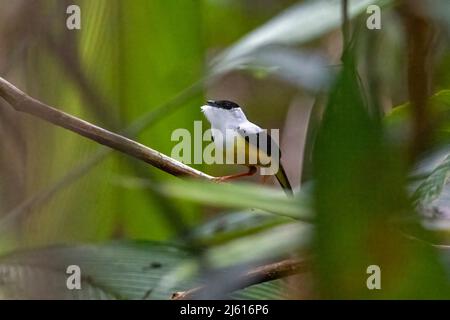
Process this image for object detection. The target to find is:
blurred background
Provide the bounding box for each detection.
[1,0,450,299]
[0,0,313,245]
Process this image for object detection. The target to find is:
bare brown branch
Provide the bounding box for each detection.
[172,257,309,300]
[0,76,213,180]
[399,0,435,160]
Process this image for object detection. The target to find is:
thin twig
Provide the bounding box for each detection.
[172,257,309,300]
[0,76,213,180]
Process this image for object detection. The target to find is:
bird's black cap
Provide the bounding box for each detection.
[207,100,241,110]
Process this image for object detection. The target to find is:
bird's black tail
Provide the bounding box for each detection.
[275,163,293,196]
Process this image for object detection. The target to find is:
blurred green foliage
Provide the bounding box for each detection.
[1,0,450,300]
[314,51,450,299]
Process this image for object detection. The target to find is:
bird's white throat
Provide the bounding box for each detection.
[201,105,248,132]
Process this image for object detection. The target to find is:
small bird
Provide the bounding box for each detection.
[201,100,293,195]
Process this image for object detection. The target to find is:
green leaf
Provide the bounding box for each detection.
[0,242,192,300]
[206,223,311,269]
[188,210,292,246]
[386,90,450,146]
[313,50,450,298]
[156,223,312,298]
[231,279,290,300]
[0,236,310,299]
[388,90,450,213]
[413,154,450,206]
[212,0,389,75]
[408,146,450,245]
[158,179,313,221]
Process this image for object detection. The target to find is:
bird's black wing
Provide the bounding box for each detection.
[236,125,281,159]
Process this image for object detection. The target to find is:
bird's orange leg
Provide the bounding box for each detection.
[214,166,257,182]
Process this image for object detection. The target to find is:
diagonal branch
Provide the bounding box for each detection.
[171,257,309,300]
[0,76,213,180]
[45,29,190,232]
[0,81,204,232]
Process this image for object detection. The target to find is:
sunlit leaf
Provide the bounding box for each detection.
[158,179,313,221]
[211,0,388,75]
